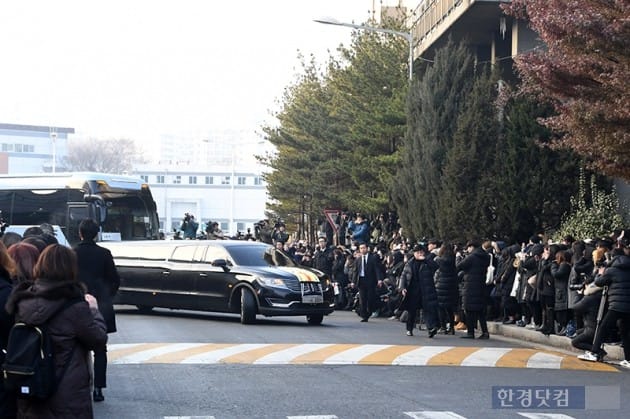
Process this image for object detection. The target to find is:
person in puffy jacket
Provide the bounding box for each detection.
[434,243,458,334]
[578,246,630,368]
[5,244,108,419]
[400,244,439,337]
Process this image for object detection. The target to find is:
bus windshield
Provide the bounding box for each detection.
[0,173,160,244]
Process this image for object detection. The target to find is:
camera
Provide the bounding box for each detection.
[183,212,192,222]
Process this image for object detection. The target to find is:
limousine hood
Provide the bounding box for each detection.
[243,266,321,283]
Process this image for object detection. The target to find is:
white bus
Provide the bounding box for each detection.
[0,172,160,245]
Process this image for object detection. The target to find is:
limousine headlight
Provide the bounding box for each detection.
[257,277,288,289]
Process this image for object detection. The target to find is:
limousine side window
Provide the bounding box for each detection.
[203,246,230,265]
[109,245,171,261]
[170,245,205,263]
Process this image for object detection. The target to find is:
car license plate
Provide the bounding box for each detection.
[302,295,323,304]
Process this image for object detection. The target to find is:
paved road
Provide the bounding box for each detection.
[93,307,627,419]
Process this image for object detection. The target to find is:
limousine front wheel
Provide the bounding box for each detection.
[240,289,257,324]
[306,314,324,325]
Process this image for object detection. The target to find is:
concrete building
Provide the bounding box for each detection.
[133,133,270,237]
[0,123,74,174]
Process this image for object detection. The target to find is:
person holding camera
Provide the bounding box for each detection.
[180,213,198,240]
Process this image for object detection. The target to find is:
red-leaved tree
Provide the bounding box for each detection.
[504,0,630,180]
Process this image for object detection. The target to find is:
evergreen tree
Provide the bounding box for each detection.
[391,40,474,239]
[439,66,499,242]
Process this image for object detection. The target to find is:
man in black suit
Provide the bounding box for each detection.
[74,218,120,402]
[352,242,384,322]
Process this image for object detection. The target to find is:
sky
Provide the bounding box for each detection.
[0,0,381,146]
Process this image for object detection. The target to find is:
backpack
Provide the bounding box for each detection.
[2,298,82,400]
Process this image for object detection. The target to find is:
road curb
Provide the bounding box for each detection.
[487,321,624,361]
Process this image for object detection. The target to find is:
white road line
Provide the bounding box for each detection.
[526,352,563,369]
[164,416,216,419]
[287,416,338,419]
[461,347,512,367]
[517,413,576,418]
[323,344,391,365]
[111,343,207,364]
[392,346,454,366]
[404,411,467,418]
[180,343,271,364]
[254,343,334,364]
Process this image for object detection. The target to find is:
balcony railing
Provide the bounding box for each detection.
[411,0,465,45]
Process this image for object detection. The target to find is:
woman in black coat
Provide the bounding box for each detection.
[434,243,458,334]
[456,240,491,339]
[537,244,559,335]
[401,245,439,337]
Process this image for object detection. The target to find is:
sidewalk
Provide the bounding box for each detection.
[487,321,625,362]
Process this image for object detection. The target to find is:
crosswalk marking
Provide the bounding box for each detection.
[526,352,563,369]
[107,343,618,371]
[461,347,512,367]
[405,412,467,419]
[161,412,577,419]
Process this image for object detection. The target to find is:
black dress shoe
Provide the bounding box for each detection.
[460,334,475,339]
[428,328,438,338]
[93,388,104,402]
[478,333,490,339]
[360,318,368,322]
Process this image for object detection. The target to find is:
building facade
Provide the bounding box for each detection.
[0,123,74,174]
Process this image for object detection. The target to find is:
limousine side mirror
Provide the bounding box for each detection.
[211,259,230,272]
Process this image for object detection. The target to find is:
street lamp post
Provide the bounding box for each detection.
[314,18,414,81]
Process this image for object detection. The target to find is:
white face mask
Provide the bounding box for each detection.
[351,245,357,251]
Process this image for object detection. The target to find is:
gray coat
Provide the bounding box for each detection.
[551,261,570,311]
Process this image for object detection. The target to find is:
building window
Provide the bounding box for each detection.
[254,176,263,186]
[205,176,213,185]
[237,176,246,185]
[237,222,246,233]
[221,176,231,185]
[140,175,149,182]
[156,175,165,184]
[15,144,23,152]
[173,175,181,184]
[189,176,197,184]
[220,222,228,232]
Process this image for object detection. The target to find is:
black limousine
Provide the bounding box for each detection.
[99,240,335,324]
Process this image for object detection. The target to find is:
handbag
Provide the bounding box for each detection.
[485,254,495,285]
[510,271,521,297]
[527,274,537,287]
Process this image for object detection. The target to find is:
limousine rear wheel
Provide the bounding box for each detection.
[240,289,257,324]
[306,314,323,325]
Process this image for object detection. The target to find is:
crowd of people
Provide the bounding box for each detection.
[1,220,119,418]
[268,213,630,368]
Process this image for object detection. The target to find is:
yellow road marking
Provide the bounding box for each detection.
[290,344,359,364]
[358,345,419,365]
[495,348,535,369]
[108,343,167,362]
[220,343,299,363]
[148,343,237,363]
[426,347,480,366]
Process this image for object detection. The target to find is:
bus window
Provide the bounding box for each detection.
[67,205,89,244]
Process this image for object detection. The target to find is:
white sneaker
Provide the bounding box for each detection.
[578,351,599,362]
[619,360,630,369]
[526,322,536,329]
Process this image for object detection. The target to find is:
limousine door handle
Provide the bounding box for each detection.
[162,271,170,275]
[199,273,208,277]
